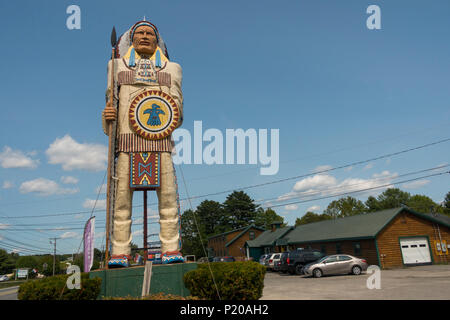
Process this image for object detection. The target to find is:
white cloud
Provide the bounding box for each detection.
[312,165,333,173]
[372,170,395,179]
[46,135,107,171]
[363,163,374,170]
[19,178,79,196]
[0,146,39,169]
[344,166,353,172]
[403,180,430,189]
[132,229,143,237]
[60,232,78,239]
[134,218,144,224]
[285,204,298,211]
[276,170,399,205]
[83,199,107,210]
[96,184,107,194]
[293,175,337,192]
[0,223,10,230]
[2,181,13,189]
[61,176,79,184]
[307,205,320,212]
[95,231,106,239]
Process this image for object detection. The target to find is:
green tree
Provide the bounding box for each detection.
[223,191,258,229]
[365,188,411,212]
[442,191,450,215]
[181,209,204,258]
[407,194,443,214]
[324,196,366,218]
[254,208,285,229]
[38,255,61,276]
[295,212,332,226]
[196,200,227,235]
[0,249,15,274]
[16,255,40,270]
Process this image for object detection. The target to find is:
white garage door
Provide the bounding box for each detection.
[400,237,432,265]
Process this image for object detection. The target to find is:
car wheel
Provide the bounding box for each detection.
[313,268,323,278]
[295,264,304,275]
[352,265,362,275]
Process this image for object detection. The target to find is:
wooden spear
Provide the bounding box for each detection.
[105,26,117,269]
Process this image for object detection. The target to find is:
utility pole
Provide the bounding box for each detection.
[49,238,60,276]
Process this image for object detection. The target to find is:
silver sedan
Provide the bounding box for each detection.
[304,254,368,278]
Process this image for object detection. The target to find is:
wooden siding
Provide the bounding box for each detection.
[289,239,379,266]
[208,228,264,258]
[376,211,450,269]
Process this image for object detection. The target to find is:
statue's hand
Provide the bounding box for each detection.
[103,102,117,121]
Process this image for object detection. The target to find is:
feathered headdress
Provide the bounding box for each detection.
[115,19,170,67]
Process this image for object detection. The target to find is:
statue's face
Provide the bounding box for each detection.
[132,25,157,56]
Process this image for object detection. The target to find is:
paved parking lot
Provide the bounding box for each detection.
[261,265,450,300]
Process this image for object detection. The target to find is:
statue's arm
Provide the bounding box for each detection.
[102,59,116,135]
[170,63,184,128]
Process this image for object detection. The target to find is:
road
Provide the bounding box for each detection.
[261,264,450,300]
[0,286,19,300]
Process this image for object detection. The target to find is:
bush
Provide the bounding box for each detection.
[103,293,203,300]
[183,261,266,300]
[18,273,101,300]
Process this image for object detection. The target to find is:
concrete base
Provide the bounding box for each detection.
[89,262,198,299]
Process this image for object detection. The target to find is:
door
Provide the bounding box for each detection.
[321,255,339,275]
[400,237,432,265]
[337,255,354,273]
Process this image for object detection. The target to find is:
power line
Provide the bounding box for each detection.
[264,171,450,209]
[254,164,450,205]
[2,137,449,220]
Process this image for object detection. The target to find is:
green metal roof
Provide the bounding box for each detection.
[284,207,450,245]
[246,226,294,248]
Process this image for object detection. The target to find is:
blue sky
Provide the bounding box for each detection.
[0,0,449,256]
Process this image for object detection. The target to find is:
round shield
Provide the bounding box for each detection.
[129,90,180,140]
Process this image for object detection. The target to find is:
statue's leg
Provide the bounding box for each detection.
[157,152,183,263]
[111,152,133,258]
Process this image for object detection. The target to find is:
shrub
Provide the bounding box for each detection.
[18,273,101,300]
[183,261,266,300]
[103,293,202,300]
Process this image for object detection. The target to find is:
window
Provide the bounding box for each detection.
[353,242,362,256]
[249,231,255,240]
[411,245,418,248]
[313,251,323,258]
[324,256,338,263]
[336,243,342,254]
[320,245,327,255]
[338,255,352,261]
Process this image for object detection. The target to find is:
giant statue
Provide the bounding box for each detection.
[102,20,184,267]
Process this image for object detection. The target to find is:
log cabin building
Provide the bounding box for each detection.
[246,207,450,268]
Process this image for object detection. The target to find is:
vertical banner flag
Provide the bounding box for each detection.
[83,216,95,272]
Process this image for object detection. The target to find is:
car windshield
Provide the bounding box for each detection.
[318,256,329,262]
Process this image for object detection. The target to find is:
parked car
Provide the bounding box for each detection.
[303,254,368,278]
[259,254,270,266]
[265,253,282,271]
[0,275,9,282]
[278,252,290,273]
[213,256,236,262]
[280,249,325,275]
